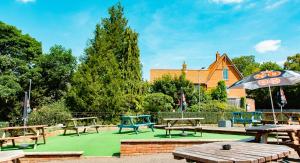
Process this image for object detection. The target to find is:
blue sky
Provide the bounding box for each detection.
[1,0,300,80]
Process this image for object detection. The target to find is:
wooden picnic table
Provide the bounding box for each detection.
[246,125,300,156]
[163,118,204,138]
[173,141,295,163]
[63,117,101,136]
[163,117,204,127]
[0,125,47,150]
[118,115,154,134]
[0,150,24,162]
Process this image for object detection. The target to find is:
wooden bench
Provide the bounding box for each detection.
[231,112,262,127]
[0,135,42,150]
[165,126,202,138]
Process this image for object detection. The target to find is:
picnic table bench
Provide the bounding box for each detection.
[163,118,203,138]
[63,117,101,136]
[173,141,295,163]
[246,125,300,156]
[0,125,46,150]
[118,115,154,134]
[0,150,24,162]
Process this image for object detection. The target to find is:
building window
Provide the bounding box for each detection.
[223,68,229,80]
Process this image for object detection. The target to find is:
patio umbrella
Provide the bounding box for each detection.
[229,70,300,125]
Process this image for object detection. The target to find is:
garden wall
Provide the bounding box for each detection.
[120,139,238,156]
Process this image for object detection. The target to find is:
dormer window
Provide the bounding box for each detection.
[223,68,229,80]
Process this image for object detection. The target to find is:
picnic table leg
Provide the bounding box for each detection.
[254,133,262,143]
[0,141,3,151]
[96,126,99,133]
[12,139,16,147]
[41,127,46,144]
[33,138,38,149]
[287,131,299,145]
[134,127,138,134]
[261,133,269,143]
[150,124,154,132]
[118,127,122,133]
[76,128,80,136]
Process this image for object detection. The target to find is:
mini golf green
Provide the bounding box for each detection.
[2,129,251,156]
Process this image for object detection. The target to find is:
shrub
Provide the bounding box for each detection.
[28,100,72,126]
[143,93,174,113]
[119,94,144,114]
[188,100,243,112]
[211,80,227,102]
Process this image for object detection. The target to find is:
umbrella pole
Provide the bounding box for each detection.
[268,84,277,125]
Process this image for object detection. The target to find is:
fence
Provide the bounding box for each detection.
[3,111,300,126]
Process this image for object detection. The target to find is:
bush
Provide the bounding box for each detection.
[211,81,227,102]
[119,94,144,114]
[143,93,174,113]
[188,100,243,112]
[28,100,72,126]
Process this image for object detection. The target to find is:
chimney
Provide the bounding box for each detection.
[182,61,187,75]
[216,51,221,61]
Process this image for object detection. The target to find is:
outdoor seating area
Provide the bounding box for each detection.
[1,1,300,162]
[2,115,300,162]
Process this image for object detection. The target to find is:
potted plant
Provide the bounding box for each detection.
[218,111,231,127]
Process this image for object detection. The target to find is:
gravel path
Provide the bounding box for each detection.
[47,153,186,163]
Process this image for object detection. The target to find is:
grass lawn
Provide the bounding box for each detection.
[2,129,251,156]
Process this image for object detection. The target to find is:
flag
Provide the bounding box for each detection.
[276,87,287,107]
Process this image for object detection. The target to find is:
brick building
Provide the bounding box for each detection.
[150,52,255,110]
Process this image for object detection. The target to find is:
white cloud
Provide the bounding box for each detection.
[265,0,288,10]
[254,40,281,53]
[211,0,243,4]
[17,0,35,3]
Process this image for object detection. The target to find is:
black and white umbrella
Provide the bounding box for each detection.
[229,70,300,124]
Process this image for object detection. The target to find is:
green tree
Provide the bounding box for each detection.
[143,93,174,113]
[151,74,197,108]
[284,54,300,71]
[259,61,282,71]
[232,55,260,76]
[283,54,300,109]
[66,3,143,121]
[0,21,42,120]
[211,81,227,102]
[35,45,76,105]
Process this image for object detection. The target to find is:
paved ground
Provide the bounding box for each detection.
[47,153,185,163]
[47,152,300,163]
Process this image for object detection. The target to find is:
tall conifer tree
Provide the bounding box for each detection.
[67,3,143,119]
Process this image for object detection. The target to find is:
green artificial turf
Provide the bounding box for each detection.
[2,129,251,156]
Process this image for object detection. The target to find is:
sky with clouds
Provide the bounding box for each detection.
[1,0,300,80]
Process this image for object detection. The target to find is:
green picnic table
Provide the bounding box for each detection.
[117,115,155,134]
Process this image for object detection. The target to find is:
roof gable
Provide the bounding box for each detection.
[205,54,243,83]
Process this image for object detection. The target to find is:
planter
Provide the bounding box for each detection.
[218,120,231,127]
